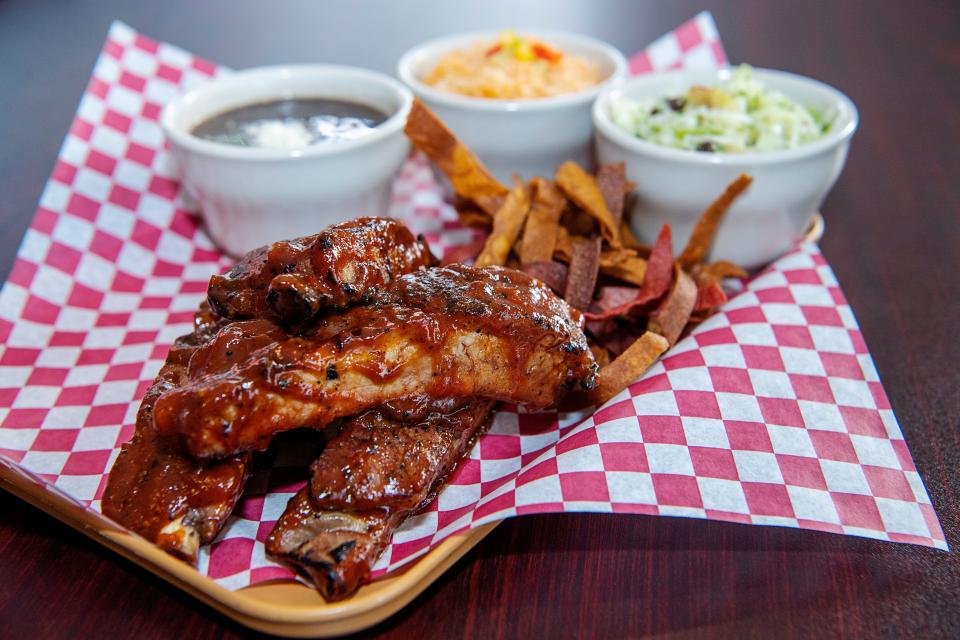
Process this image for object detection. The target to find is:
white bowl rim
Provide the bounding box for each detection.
[160,64,413,161]
[592,66,859,166]
[397,28,629,112]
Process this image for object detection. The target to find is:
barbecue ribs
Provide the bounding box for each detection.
[153,264,598,459]
[104,216,598,599]
[207,217,434,328]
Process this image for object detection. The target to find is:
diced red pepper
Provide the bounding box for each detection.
[532,43,563,62]
[485,44,503,57]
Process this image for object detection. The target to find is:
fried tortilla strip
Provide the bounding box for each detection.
[591,286,641,314]
[555,161,621,248]
[267,400,494,601]
[678,173,753,268]
[564,236,602,311]
[582,227,672,321]
[593,331,669,405]
[620,220,643,251]
[634,225,674,304]
[405,99,509,216]
[520,177,566,265]
[648,265,698,346]
[454,197,493,231]
[475,178,531,267]
[596,163,627,228]
[522,260,568,295]
[554,226,574,263]
[692,260,748,285]
[598,248,648,286]
[563,209,598,237]
[694,281,728,311]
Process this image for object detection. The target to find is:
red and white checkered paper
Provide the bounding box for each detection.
[0,14,945,591]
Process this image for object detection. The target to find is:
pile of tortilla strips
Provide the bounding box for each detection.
[405,98,753,405]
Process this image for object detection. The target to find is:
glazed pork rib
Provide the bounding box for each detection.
[207,217,435,328]
[310,396,491,511]
[102,307,254,563]
[154,264,598,459]
[267,399,495,600]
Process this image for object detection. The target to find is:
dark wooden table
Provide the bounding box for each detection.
[1,0,958,637]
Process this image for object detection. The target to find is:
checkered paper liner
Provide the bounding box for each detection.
[0,14,945,591]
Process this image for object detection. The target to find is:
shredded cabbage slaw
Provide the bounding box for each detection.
[609,65,832,153]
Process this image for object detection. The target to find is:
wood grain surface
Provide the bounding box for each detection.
[1,1,958,638]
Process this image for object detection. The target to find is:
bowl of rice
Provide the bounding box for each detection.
[398,29,627,182]
[593,65,858,268]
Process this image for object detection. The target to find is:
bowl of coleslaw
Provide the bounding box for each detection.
[593,65,858,268]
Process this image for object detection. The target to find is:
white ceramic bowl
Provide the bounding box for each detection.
[593,67,858,268]
[398,29,628,183]
[161,65,413,257]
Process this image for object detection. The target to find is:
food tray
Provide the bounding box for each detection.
[0,458,498,636]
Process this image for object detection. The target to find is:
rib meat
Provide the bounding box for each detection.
[207,217,435,328]
[266,399,494,600]
[154,264,598,459]
[102,307,260,562]
[310,396,486,511]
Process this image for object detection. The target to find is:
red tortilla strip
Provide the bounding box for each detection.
[405,99,509,216]
[522,260,569,295]
[635,225,674,304]
[583,228,671,322]
[678,173,753,268]
[520,178,567,265]
[555,161,622,248]
[564,236,602,311]
[441,237,485,266]
[588,318,646,358]
[475,178,531,268]
[694,281,727,311]
[592,286,641,312]
[587,225,673,319]
[593,331,670,405]
[648,265,698,346]
[596,163,627,228]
